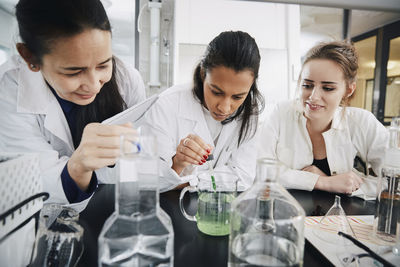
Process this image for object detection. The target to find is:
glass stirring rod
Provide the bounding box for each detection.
[206,154,216,191]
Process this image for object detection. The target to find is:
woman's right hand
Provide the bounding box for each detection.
[314,171,364,194]
[172,134,213,175]
[68,122,136,191]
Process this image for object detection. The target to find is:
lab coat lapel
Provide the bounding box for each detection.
[17,63,74,152]
[178,94,213,146]
[323,108,353,174]
[44,99,74,152]
[212,120,237,166]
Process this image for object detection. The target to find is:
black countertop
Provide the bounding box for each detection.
[78,185,375,267]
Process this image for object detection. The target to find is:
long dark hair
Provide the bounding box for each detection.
[15,0,126,148]
[193,31,264,146]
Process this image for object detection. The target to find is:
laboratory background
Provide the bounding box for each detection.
[1,0,400,267]
[0,0,399,124]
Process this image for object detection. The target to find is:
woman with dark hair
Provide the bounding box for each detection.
[258,41,388,199]
[0,0,145,210]
[145,31,264,191]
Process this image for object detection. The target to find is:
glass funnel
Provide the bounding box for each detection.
[228,158,305,267]
[98,128,174,266]
[312,195,356,245]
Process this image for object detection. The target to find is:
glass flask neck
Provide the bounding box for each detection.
[256,158,280,183]
[117,153,159,217]
[384,119,400,168]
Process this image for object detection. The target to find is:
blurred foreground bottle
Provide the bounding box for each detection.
[373,118,400,245]
[98,130,174,266]
[228,158,305,267]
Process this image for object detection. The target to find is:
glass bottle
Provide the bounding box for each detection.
[98,131,174,266]
[373,118,400,244]
[228,158,305,267]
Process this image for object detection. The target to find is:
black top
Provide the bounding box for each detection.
[312,158,331,176]
[49,87,98,203]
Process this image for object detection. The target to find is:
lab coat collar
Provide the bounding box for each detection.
[330,107,345,130]
[178,89,214,145]
[16,57,74,151]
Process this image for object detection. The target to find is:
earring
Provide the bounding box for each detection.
[30,63,36,70]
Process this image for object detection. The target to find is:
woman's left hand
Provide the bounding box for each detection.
[302,165,327,177]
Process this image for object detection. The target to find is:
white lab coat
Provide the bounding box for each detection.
[143,83,258,192]
[0,55,146,211]
[258,100,388,200]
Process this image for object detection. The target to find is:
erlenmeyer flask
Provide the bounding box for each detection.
[312,195,356,245]
[228,158,305,267]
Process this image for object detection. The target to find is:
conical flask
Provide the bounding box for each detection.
[98,127,174,266]
[228,158,305,267]
[312,195,356,245]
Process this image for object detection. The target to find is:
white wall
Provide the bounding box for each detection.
[105,0,137,67]
[0,8,17,65]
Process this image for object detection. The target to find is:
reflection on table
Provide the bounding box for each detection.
[78,184,375,267]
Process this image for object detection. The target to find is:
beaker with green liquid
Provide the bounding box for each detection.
[179,171,238,236]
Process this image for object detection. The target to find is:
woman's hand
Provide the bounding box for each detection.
[314,171,364,194]
[172,134,213,175]
[68,122,136,191]
[302,165,327,177]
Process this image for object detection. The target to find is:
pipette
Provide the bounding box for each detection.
[206,154,216,191]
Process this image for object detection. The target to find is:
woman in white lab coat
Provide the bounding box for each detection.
[258,41,388,198]
[0,0,145,211]
[145,31,264,191]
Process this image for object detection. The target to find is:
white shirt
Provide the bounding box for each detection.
[0,55,146,211]
[258,100,389,199]
[143,83,258,192]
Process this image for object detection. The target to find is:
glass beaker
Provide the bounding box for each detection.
[373,118,400,245]
[30,204,84,267]
[98,128,174,266]
[179,171,238,236]
[228,158,305,267]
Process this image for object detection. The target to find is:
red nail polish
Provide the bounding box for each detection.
[199,162,203,165]
[203,155,208,160]
[201,159,206,163]
[206,149,211,154]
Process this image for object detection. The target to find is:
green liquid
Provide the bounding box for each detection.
[196,192,235,236]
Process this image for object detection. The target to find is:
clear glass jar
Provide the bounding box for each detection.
[31,204,84,266]
[373,118,400,245]
[228,158,305,267]
[98,130,174,266]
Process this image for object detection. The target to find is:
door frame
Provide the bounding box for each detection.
[352,19,400,124]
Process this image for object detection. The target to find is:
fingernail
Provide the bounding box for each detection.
[201,159,206,163]
[203,155,208,160]
[199,162,203,165]
[206,149,211,154]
